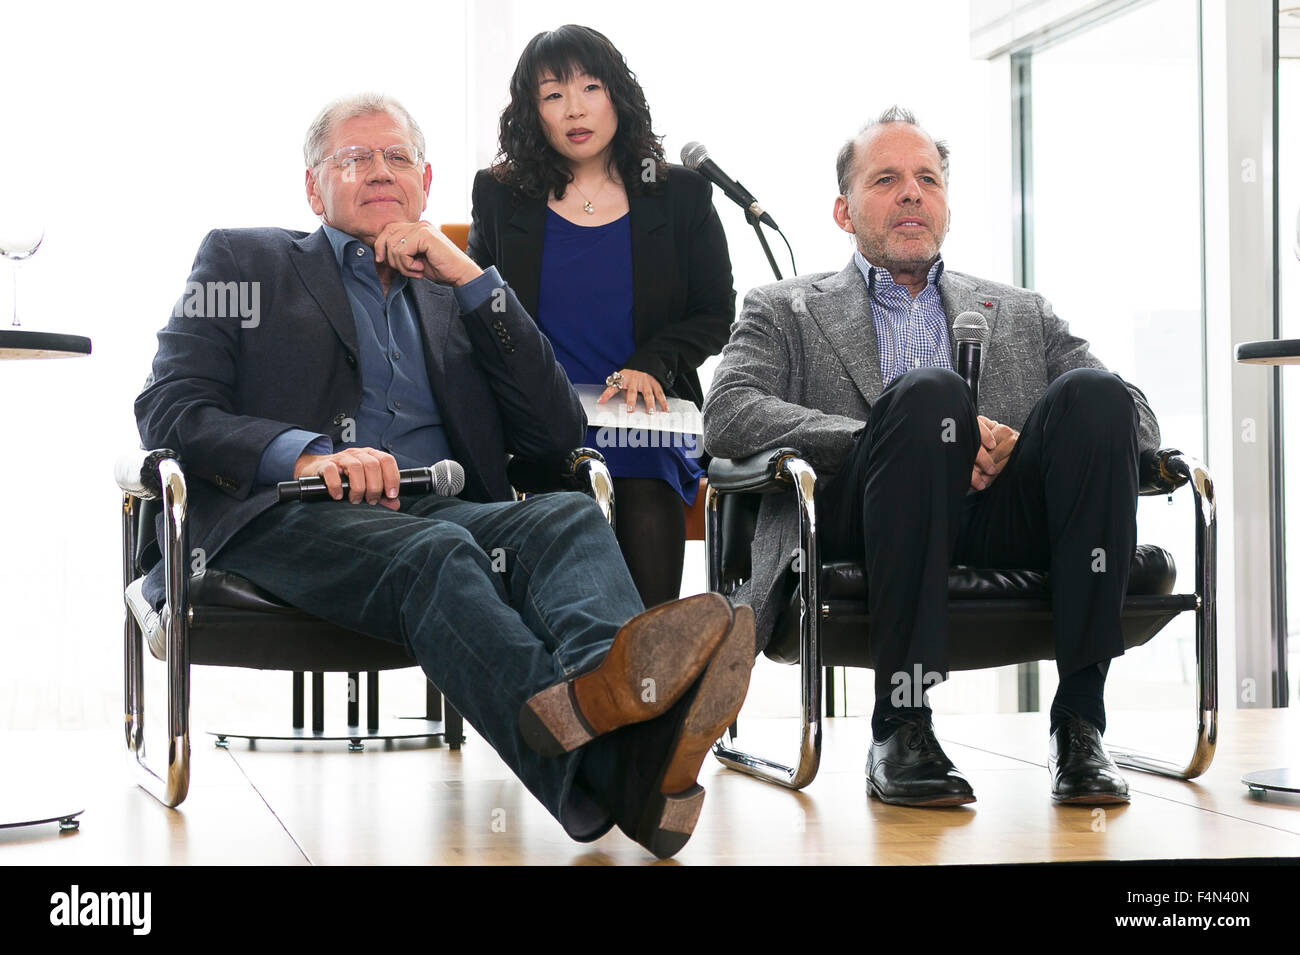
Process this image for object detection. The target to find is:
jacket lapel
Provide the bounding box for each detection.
[629,193,669,344]
[408,279,455,388]
[501,201,546,318]
[409,278,482,481]
[289,228,360,360]
[804,259,885,405]
[938,271,1001,354]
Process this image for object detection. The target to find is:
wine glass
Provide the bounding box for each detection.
[0,219,45,327]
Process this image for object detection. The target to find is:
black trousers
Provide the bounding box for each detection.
[817,367,1140,701]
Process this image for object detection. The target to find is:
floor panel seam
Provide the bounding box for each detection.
[222,747,315,865]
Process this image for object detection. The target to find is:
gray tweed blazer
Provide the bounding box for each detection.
[701,258,1160,651]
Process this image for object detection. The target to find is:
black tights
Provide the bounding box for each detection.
[612,478,687,608]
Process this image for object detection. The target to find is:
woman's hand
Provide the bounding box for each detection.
[598,368,670,414]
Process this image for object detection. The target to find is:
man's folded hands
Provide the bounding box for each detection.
[971,415,1019,491]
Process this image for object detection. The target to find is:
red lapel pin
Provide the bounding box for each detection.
[982,301,993,307]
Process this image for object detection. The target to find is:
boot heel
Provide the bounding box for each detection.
[518,683,594,757]
[643,785,705,860]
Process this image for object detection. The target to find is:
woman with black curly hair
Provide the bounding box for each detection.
[469,24,736,607]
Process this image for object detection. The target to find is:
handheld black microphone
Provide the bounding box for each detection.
[953,311,989,410]
[277,460,466,503]
[680,141,779,229]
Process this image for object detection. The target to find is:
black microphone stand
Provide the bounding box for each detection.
[746,208,784,281]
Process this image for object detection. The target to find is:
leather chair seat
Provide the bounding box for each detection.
[819,543,1177,601]
[765,544,1197,668]
[127,570,418,672]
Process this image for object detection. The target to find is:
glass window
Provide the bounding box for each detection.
[1280,53,1300,705]
[1027,0,1205,710]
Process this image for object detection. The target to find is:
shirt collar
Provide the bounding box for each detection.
[322,223,407,296]
[322,223,362,265]
[853,248,944,296]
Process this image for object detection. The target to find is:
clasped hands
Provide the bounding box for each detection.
[371,221,483,287]
[972,415,1018,492]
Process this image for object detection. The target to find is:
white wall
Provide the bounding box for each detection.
[0,0,1003,730]
[0,0,471,729]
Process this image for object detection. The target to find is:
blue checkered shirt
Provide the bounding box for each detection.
[853,250,952,386]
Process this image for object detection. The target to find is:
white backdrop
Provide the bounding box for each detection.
[0,0,1003,730]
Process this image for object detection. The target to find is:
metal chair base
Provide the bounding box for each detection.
[209,717,453,752]
[0,809,83,831]
[1242,767,1300,794]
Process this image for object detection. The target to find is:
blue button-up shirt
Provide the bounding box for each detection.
[254,226,504,483]
[853,250,952,386]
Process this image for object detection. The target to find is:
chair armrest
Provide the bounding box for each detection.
[508,448,614,524]
[707,447,805,494]
[1139,447,1193,496]
[115,447,178,500]
[507,447,608,493]
[1139,447,1216,538]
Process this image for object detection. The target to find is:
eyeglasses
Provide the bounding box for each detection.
[318,144,422,172]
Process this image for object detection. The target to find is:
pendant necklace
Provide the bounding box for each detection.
[571,177,610,215]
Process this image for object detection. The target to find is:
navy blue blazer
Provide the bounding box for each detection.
[136,226,584,600]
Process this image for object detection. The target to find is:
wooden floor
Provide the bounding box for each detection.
[2,706,1298,865]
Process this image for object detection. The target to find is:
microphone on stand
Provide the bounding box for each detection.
[681,140,793,280]
[680,141,779,230]
[953,311,989,410]
[277,459,466,503]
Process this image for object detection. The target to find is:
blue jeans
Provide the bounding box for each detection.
[212,490,645,840]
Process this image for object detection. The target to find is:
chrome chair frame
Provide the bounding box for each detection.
[121,448,615,809]
[705,448,1217,791]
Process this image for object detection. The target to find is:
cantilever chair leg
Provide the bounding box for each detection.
[123,460,192,808]
[710,460,824,790]
[1110,454,1218,780]
[708,451,1217,791]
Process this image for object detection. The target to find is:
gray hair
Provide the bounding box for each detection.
[835,106,949,195]
[303,93,427,168]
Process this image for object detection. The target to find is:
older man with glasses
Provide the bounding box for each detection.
[136,92,754,860]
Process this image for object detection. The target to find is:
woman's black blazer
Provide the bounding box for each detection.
[466,164,736,409]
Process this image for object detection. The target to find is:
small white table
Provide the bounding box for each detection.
[0,328,91,832]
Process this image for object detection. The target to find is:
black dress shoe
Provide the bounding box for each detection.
[867,713,975,807]
[1049,715,1130,805]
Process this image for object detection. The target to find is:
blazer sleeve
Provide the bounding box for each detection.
[703,284,865,472]
[622,175,736,391]
[135,229,305,500]
[456,283,586,457]
[1039,295,1161,453]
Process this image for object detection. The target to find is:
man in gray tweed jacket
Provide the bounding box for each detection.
[702,107,1159,809]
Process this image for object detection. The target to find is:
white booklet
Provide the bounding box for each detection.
[575,383,703,436]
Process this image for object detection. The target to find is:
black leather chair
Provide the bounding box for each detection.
[117,447,614,808]
[704,446,1216,790]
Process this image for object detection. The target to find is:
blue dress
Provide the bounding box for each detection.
[535,209,704,504]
